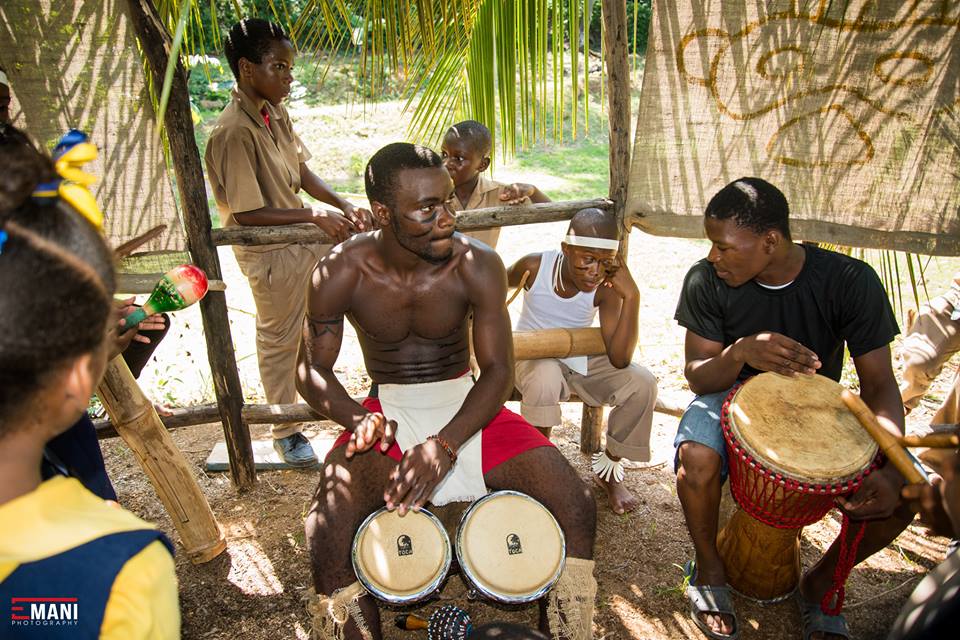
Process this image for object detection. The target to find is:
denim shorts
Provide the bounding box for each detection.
[673,390,732,480]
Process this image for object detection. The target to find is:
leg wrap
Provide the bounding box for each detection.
[305,582,372,640]
[546,557,597,640]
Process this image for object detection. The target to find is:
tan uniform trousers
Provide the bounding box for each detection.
[900,279,959,426]
[235,243,328,439]
[515,354,658,461]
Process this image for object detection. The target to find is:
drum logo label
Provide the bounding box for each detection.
[397,535,413,557]
[506,533,523,555]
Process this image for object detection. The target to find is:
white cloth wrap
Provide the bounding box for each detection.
[378,374,487,505]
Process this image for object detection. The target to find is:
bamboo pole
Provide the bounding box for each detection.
[210,198,614,247]
[96,357,226,563]
[897,432,959,449]
[513,327,607,360]
[126,0,255,489]
[840,390,926,484]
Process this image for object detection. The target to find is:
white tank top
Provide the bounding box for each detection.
[516,251,598,374]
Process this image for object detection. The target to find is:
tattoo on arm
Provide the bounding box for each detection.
[308,315,343,338]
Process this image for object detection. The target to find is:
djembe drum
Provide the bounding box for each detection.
[352,507,452,605]
[456,491,565,603]
[717,373,879,602]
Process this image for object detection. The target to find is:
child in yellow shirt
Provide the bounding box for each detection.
[0,125,179,639]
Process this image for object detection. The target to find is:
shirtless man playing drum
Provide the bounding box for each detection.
[297,143,597,640]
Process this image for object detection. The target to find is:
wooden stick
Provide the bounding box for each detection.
[113,224,167,259]
[96,356,227,563]
[897,433,960,449]
[116,273,226,295]
[840,390,926,484]
[506,270,530,306]
[95,392,687,439]
[210,198,614,247]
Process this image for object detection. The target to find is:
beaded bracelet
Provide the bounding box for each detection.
[427,434,458,465]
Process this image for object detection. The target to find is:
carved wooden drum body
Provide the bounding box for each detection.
[718,373,879,602]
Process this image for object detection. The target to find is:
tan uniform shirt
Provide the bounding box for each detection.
[204,87,311,253]
[450,174,525,249]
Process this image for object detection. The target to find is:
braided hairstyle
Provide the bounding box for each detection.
[223,18,291,78]
[0,125,115,431]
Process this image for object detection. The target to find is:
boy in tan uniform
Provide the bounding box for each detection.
[441,120,550,248]
[205,19,370,466]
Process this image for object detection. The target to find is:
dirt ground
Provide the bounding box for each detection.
[100,215,960,640]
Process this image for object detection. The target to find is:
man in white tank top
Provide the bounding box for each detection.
[508,208,659,514]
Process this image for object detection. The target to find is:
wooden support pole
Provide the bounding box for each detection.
[96,392,685,439]
[126,0,255,489]
[211,198,614,247]
[581,404,605,455]
[97,357,226,563]
[602,0,632,251]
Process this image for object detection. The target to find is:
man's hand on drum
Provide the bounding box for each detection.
[384,439,453,516]
[732,332,821,376]
[837,465,904,520]
[345,412,397,458]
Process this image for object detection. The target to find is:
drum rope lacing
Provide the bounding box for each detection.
[720,381,875,615]
[720,383,880,529]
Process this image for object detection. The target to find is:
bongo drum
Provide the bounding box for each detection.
[717,373,880,602]
[456,490,565,604]
[352,507,452,605]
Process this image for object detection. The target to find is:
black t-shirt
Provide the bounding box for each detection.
[674,245,899,382]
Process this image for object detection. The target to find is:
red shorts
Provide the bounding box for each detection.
[330,398,554,474]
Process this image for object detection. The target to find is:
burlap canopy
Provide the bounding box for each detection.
[0,0,186,263]
[628,0,960,255]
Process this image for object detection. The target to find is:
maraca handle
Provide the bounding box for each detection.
[395,614,429,630]
[122,305,151,330]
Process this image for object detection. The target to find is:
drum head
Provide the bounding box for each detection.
[352,508,451,604]
[728,373,878,482]
[457,491,565,603]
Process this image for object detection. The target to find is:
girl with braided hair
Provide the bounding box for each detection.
[0,125,179,639]
[205,18,373,466]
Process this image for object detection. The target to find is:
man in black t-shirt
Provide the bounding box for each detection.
[673,178,913,640]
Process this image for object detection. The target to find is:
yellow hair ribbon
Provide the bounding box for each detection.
[54,140,103,230]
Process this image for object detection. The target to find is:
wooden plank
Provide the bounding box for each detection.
[630,212,960,256]
[96,394,687,439]
[125,0,255,489]
[211,198,614,247]
[581,404,605,454]
[95,402,337,439]
[96,357,226,563]
[116,273,226,295]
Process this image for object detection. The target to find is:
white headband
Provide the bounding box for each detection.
[563,234,619,251]
[0,70,8,87]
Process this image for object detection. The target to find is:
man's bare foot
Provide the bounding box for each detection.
[594,473,639,515]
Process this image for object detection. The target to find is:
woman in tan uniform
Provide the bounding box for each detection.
[205,19,371,466]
